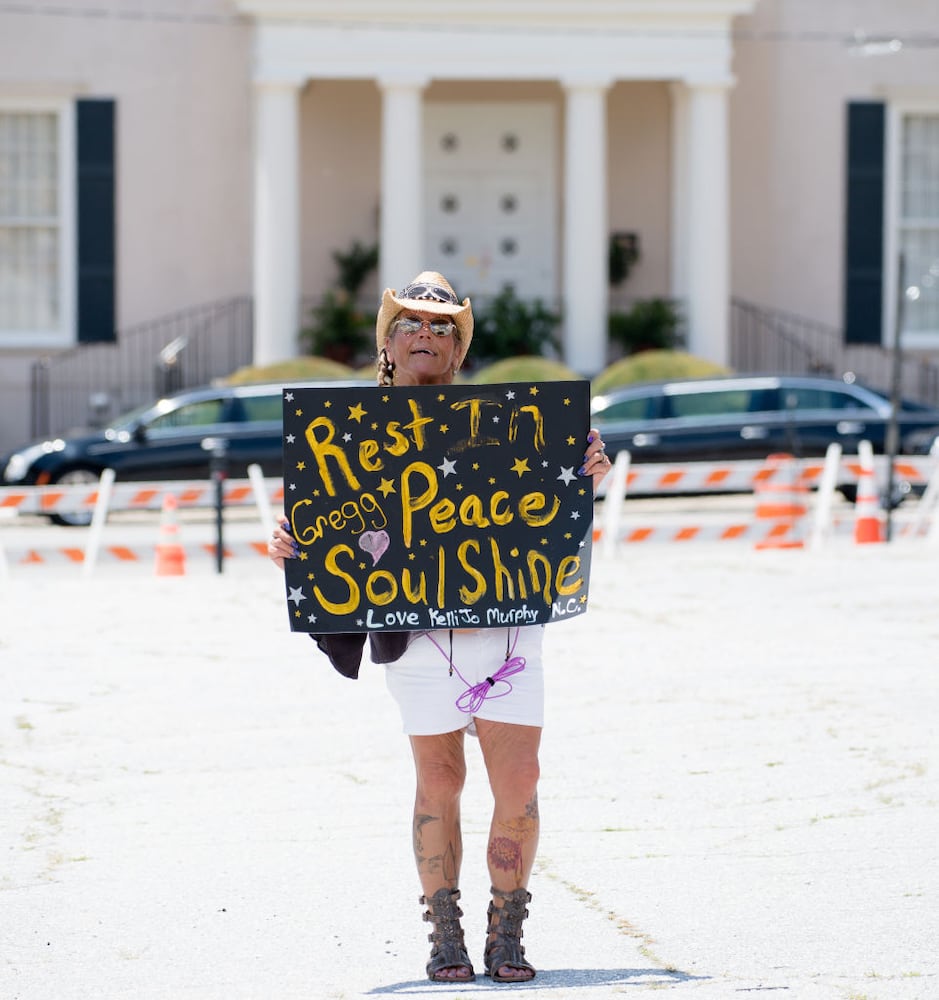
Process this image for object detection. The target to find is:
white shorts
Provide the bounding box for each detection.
[384,625,545,736]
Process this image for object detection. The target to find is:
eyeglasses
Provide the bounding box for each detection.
[400,281,459,305]
[393,316,456,337]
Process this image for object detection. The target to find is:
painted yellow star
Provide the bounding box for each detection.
[382,394,389,402]
[419,538,427,546]
[472,462,480,470]
[510,548,519,557]
[313,489,320,497]
[323,400,332,408]
[540,537,548,545]
[563,397,571,405]
[578,488,586,495]
[308,573,315,580]
[371,422,378,430]
[348,402,367,423]
[510,457,531,477]
[299,551,308,561]
[378,477,396,497]
[359,562,366,570]
[567,435,576,445]
[295,408,302,416]
[455,483,464,491]
[408,552,415,560]
[489,477,496,485]
[437,393,445,402]
[439,423,449,433]
[564,532,572,540]
[579,594,588,604]
[529,386,539,396]
[296,460,306,471]
[294,609,301,618]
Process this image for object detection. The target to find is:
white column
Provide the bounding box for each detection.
[685,80,732,366]
[378,77,428,292]
[669,82,690,302]
[562,79,611,376]
[253,80,301,365]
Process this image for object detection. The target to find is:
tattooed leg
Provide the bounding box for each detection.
[408,731,467,897]
[476,720,542,890]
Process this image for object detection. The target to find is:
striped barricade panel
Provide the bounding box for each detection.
[0,478,285,515]
[7,541,272,567]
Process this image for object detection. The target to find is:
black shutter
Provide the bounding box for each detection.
[76,98,116,343]
[843,101,885,345]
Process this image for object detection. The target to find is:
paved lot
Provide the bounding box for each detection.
[1,523,936,998]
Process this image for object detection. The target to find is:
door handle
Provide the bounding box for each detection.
[740,425,769,440]
[836,420,865,435]
[631,432,660,447]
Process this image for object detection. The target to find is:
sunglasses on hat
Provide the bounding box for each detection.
[399,281,460,305]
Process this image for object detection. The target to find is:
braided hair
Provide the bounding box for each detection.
[377,346,395,386]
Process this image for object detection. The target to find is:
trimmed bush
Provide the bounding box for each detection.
[225,357,356,384]
[592,350,730,395]
[467,356,582,385]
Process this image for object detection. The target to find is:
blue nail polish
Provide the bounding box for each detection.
[578,465,587,475]
[587,434,594,443]
[291,542,300,557]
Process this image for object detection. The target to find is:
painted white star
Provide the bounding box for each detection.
[557,466,577,485]
[289,482,296,491]
[356,619,364,627]
[506,390,515,400]
[285,433,295,444]
[438,457,457,477]
[288,586,305,606]
[492,415,500,423]
[285,392,294,402]
[343,432,353,442]
[307,613,317,624]
[579,539,586,548]
[570,510,581,520]
[542,460,549,468]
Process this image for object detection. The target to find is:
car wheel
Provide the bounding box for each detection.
[48,467,100,526]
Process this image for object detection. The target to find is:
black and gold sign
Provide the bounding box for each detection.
[282,380,594,633]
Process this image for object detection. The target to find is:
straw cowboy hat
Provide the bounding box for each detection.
[375,271,474,353]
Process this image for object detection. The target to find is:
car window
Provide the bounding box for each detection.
[667,389,755,419]
[147,399,226,430]
[593,395,655,421]
[782,388,877,413]
[240,394,283,422]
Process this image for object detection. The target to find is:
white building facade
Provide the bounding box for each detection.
[1,0,938,453]
[239,0,753,374]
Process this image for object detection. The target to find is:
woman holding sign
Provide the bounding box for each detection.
[270,272,610,983]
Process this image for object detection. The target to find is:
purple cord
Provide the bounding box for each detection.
[423,628,526,715]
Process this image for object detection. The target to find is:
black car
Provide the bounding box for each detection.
[590,373,939,469]
[1,379,371,524]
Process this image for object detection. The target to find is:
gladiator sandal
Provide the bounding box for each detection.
[484,886,537,983]
[421,887,476,983]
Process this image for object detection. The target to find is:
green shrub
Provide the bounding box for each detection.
[471,288,561,361]
[592,350,730,395]
[300,240,379,363]
[468,355,582,385]
[608,297,682,355]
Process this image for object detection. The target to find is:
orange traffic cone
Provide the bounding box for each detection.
[155,493,186,575]
[754,453,809,549]
[854,442,884,544]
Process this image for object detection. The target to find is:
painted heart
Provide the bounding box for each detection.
[359,529,390,565]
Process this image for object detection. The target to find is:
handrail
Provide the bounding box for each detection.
[30,296,254,438]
